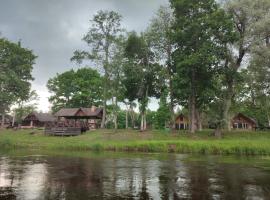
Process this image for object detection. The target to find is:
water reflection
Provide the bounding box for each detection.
[0,154,270,199]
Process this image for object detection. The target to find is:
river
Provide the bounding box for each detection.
[0,151,270,199]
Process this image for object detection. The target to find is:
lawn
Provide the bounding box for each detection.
[0,129,270,155]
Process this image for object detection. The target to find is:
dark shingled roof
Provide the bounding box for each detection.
[54,107,103,118]
[31,112,56,122]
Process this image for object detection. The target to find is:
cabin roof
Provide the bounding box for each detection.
[232,113,257,124]
[175,113,188,120]
[24,112,56,122]
[54,107,103,118]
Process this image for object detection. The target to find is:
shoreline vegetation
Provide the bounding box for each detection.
[0,129,270,156]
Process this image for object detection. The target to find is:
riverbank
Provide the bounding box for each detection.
[0,129,270,155]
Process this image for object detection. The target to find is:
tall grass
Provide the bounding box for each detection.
[0,129,270,155]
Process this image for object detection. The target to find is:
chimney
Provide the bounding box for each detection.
[91,106,96,112]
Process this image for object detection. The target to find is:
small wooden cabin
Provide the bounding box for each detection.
[231,113,257,130]
[22,112,56,128]
[175,114,189,130]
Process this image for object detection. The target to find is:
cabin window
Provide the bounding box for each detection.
[180,116,183,121]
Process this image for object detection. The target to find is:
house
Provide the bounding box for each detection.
[231,113,257,130]
[175,114,189,130]
[22,112,56,128]
[54,106,103,129]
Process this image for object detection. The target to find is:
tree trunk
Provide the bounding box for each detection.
[140,113,144,132]
[196,110,202,131]
[125,107,128,129]
[101,99,106,128]
[130,105,135,129]
[168,70,175,130]
[167,47,175,130]
[223,80,233,131]
[190,69,197,134]
[267,114,270,127]
[1,113,5,128]
[144,112,147,131]
[213,127,222,138]
[12,112,16,127]
[114,97,118,131]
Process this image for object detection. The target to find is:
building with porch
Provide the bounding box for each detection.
[231,113,257,130]
[175,114,189,130]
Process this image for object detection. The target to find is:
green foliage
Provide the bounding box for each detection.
[124,33,162,111]
[0,37,36,114]
[153,94,171,129]
[47,67,103,112]
[13,104,37,123]
[171,0,235,107]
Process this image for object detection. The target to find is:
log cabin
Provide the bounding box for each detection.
[231,113,257,130]
[22,112,56,128]
[175,114,189,130]
[54,106,103,130]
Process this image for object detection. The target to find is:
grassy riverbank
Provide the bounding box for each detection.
[0,129,270,155]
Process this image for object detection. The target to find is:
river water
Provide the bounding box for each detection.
[0,151,270,200]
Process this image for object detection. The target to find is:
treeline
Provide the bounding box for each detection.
[47,0,270,134]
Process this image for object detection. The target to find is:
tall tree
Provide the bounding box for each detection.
[71,10,124,128]
[124,32,161,131]
[146,5,176,130]
[221,0,270,130]
[0,38,36,127]
[109,36,126,131]
[171,0,236,133]
[47,67,103,113]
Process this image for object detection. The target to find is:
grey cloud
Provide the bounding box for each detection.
[0,0,167,111]
[0,0,167,85]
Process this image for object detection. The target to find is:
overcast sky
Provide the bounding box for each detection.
[0,0,168,112]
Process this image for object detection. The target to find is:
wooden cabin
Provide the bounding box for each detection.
[231,113,257,130]
[43,106,103,136]
[22,112,56,128]
[175,114,189,130]
[54,107,103,130]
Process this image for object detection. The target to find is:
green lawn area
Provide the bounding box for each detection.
[0,129,270,155]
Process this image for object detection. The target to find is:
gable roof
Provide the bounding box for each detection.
[54,107,103,118]
[24,112,56,122]
[232,113,257,125]
[175,113,188,120]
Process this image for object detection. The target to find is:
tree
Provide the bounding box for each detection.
[109,36,126,131]
[0,38,36,127]
[71,10,124,128]
[47,67,103,113]
[124,32,161,131]
[146,5,176,130]
[154,92,171,129]
[13,90,39,124]
[171,0,235,134]
[220,0,270,130]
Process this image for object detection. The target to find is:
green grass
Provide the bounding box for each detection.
[0,129,270,155]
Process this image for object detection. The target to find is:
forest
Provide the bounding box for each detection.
[1,0,270,136]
